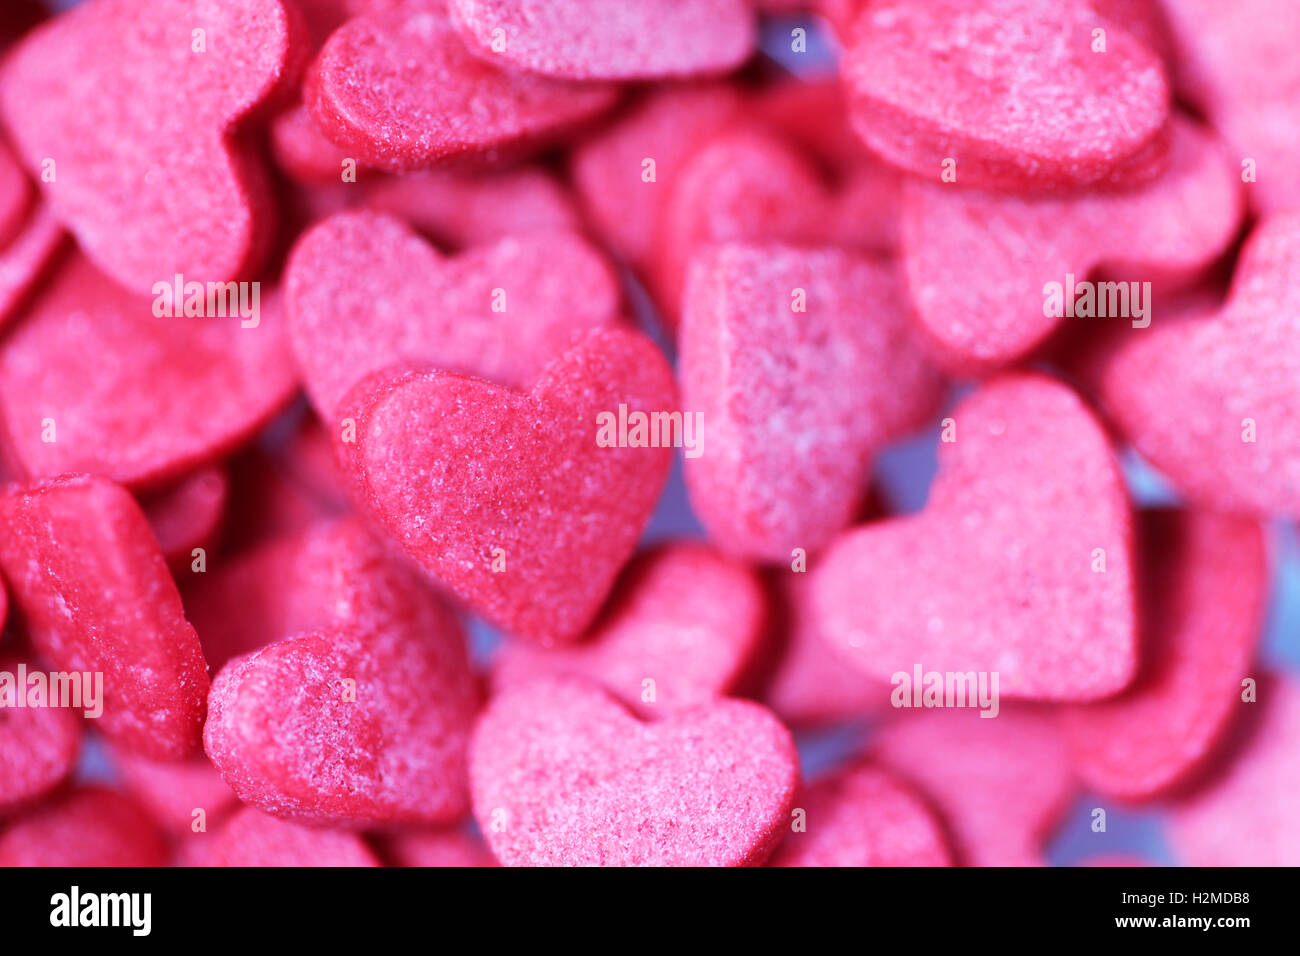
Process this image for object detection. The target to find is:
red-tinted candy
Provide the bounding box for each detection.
[205,614,477,825]
[1167,675,1300,866]
[286,211,621,416]
[569,83,746,269]
[361,166,580,249]
[0,787,168,867]
[0,475,209,759]
[140,466,229,569]
[186,516,439,672]
[0,654,82,815]
[1,0,304,289]
[205,806,380,867]
[447,0,756,81]
[813,375,1137,701]
[0,200,64,332]
[112,746,240,836]
[873,707,1075,866]
[649,125,839,327]
[761,571,891,728]
[768,762,953,867]
[842,0,1171,192]
[337,329,675,643]
[1084,213,1300,518]
[376,827,497,867]
[493,541,767,714]
[0,255,298,489]
[306,3,618,171]
[1061,510,1266,800]
[900,117,1242,372]
[1160,0,1300,214]
[680,242,943,560]
[470,677,798,866]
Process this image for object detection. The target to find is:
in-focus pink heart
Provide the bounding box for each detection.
[470,677,798,866]
[812,374,1137,701]
[306,3,617,171]
[842,0,1171,192]
[337,328,676,643]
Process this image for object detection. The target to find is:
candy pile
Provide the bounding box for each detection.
[0,0,1295,868]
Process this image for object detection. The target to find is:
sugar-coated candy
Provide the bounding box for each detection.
[0,475,209,759]
[336,329,676,643]
[813,375,1137,701]
[470,677,798,866]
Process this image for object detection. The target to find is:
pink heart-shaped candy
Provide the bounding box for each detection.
[0,475,209,759]
[286,210,621,416]
[0,254,298,489]
[306,3,617,170]
[470,677,798,866]
[812,374,1138,701]
[842,0,1171,192]
[681,241,943,560]
[1061,510,1266,800]
[768,762,954,867]
[900,117,1242,372]
[336,328,676,643]
[1,0,304,289]
[447,0,755,81]
[1084,213,1300,518]
[493,541,767,714]
[873,707,1076,866]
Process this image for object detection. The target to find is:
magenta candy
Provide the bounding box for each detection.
[873,707,1076,866]
[306,3,618,171]
[813,375,1137,702]
[1,0,304,289]
[205,806,380,867]
[493,541,767,713]
[336,328,676,644]
[470,677,798,866]
[376,827,497,867]
[0,787,168,867]
[0,475,210,759]
[842,0,1171,193]
[360,166,581,250]
[900,117,1242,372]
[1085,213,1300,518]
[768,762,954,867]
[681,241,943,560]
[1061,510,1266,800]
[1159,0,1300,214]
[0,255,298,490]
[286,210,622,416]
[0,653,81,815]
[1167,676,1300,866]
[762,571,891,728]
[205,619,477,826]
[447,0,756,81]
[112,746,240,836]
[140,466,230,569]
[569,83,746,269]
